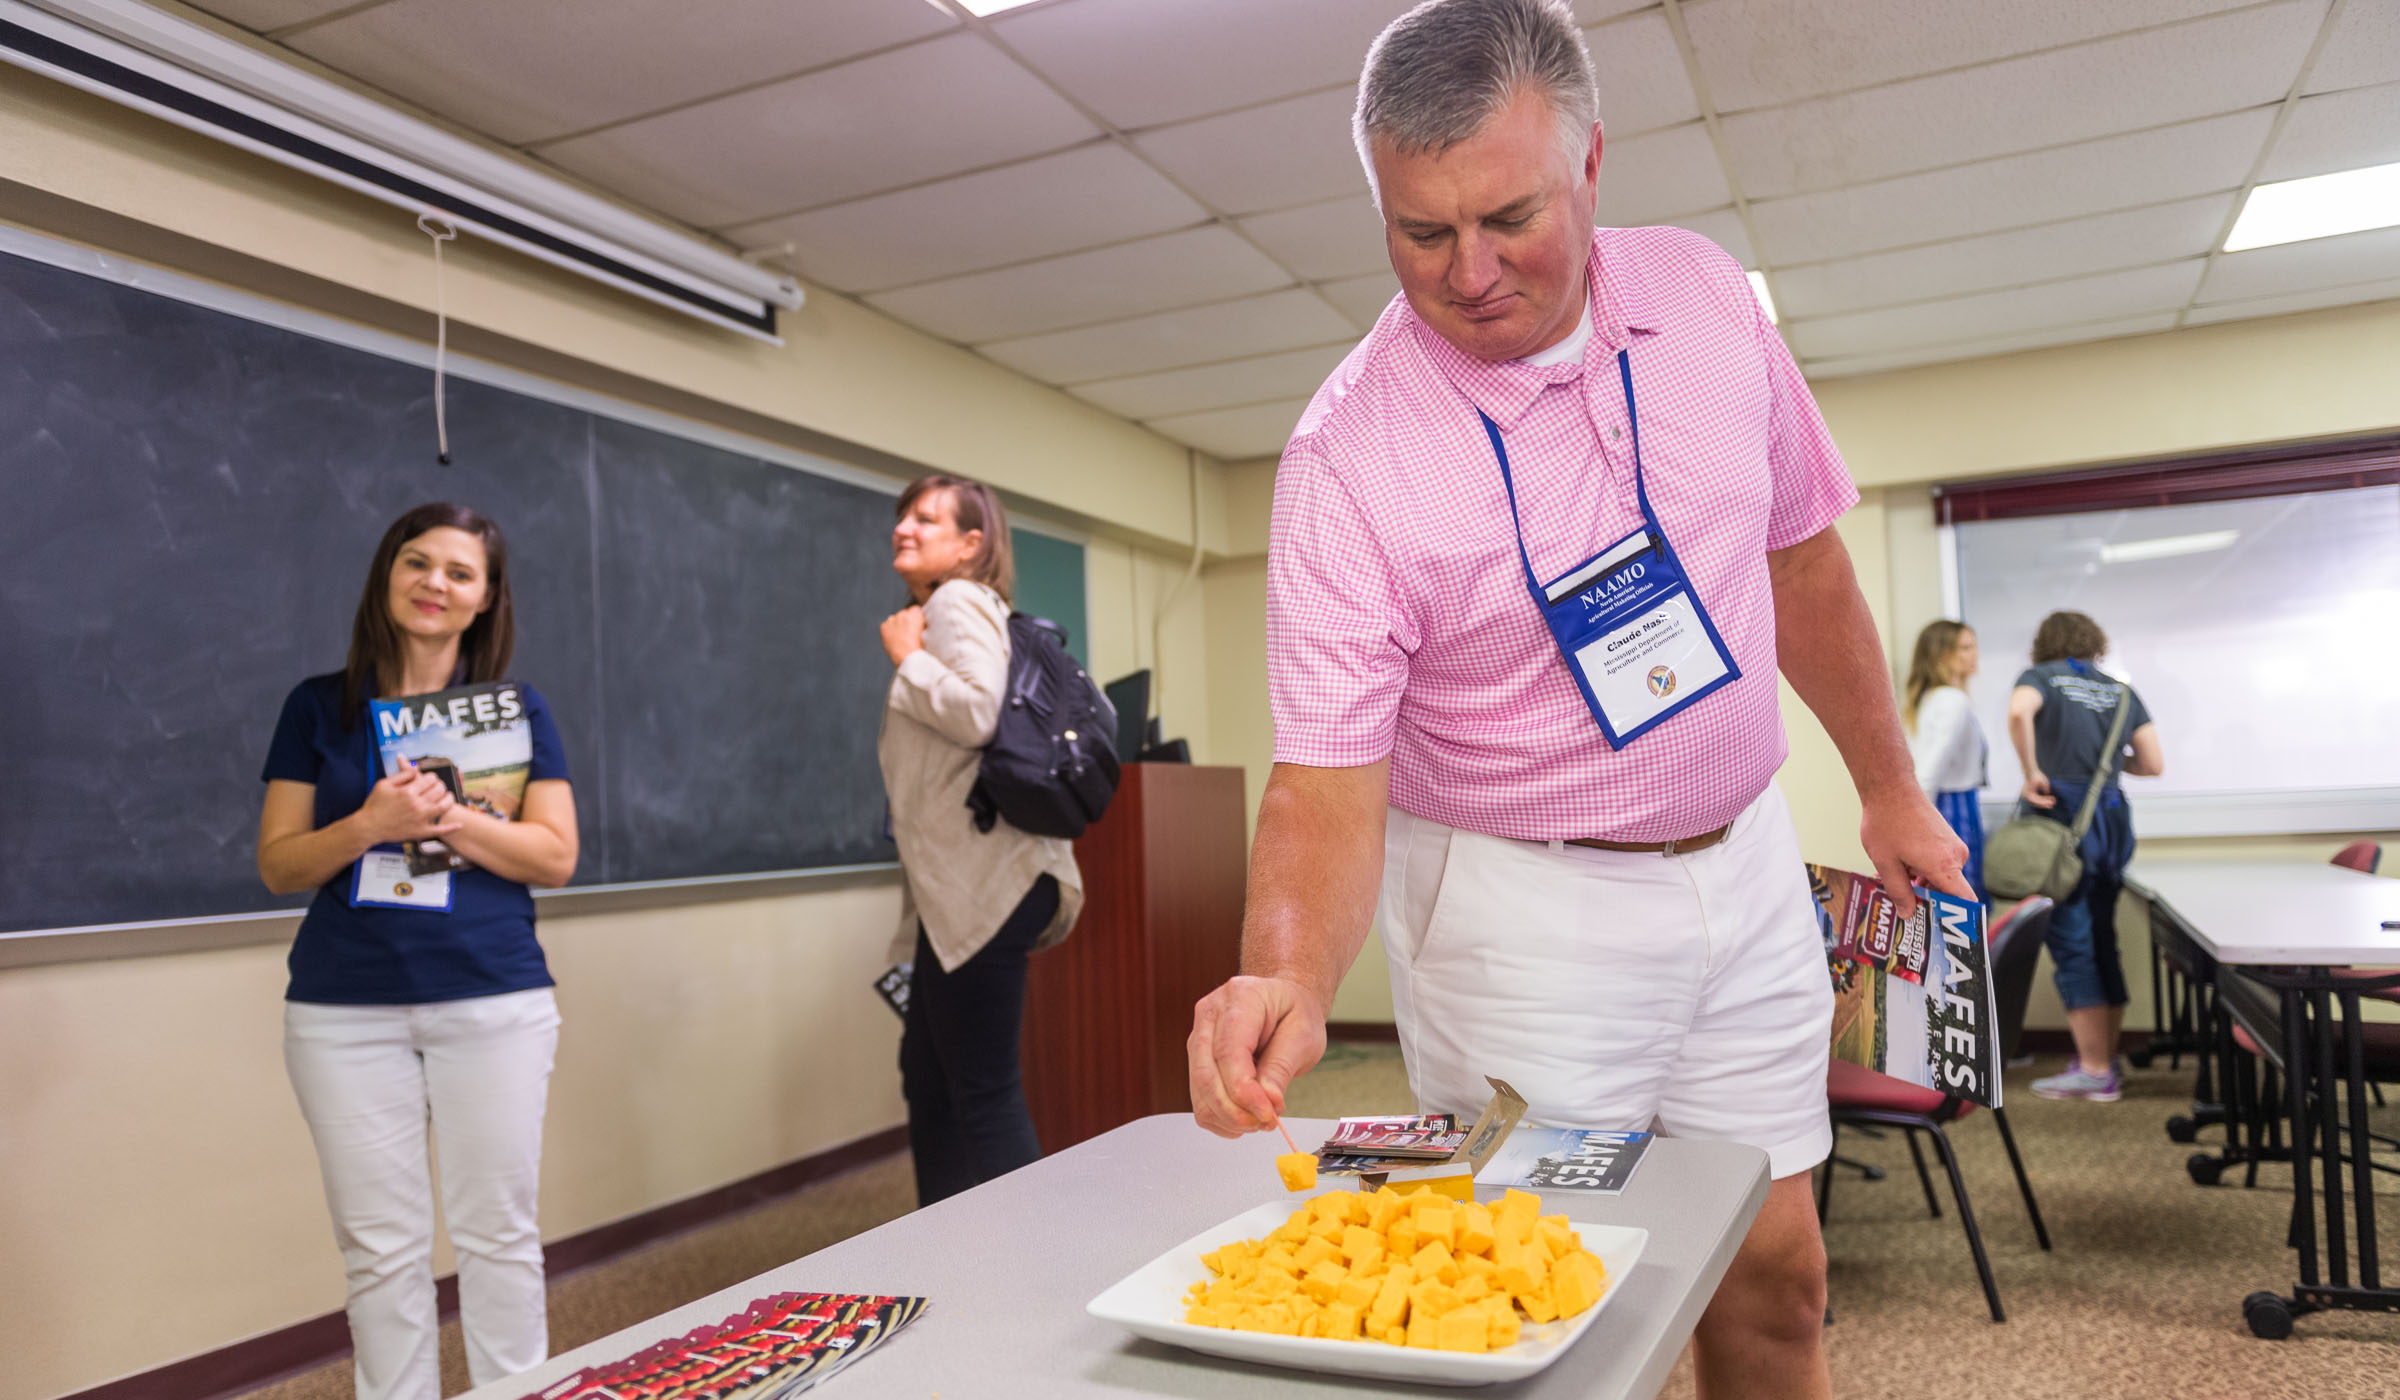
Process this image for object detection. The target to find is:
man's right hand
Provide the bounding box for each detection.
[2021,769,2057,809]
[1188,974,1330,1138]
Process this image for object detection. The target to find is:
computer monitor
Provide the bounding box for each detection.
[1102,670,1150,766]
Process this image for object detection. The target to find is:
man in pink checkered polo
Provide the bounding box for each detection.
[1186,3,1970,1395]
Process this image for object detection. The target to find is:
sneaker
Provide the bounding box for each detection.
[2031,1065,2122,1102]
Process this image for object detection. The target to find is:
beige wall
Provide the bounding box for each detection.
[0,64,1241,1400]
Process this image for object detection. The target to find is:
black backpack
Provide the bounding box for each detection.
[967,613,1121,839]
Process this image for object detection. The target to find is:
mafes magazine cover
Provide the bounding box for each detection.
[1809,865,2002,1109]
[369,681,533,876]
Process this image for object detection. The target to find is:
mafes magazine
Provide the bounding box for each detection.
[1810,865,2003,1109]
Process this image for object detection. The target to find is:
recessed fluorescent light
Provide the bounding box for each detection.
[1746,269,1778,324]
[2224,161,2400,252]
[2098,530,2239,564]
[947,0,1045,14]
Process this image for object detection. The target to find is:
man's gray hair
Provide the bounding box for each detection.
[1353,0,1600,205]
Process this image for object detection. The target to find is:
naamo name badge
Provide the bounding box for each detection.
[351,846,454,911]
[1480,349,1740,748]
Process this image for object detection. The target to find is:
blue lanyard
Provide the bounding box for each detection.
[1479,349,1660,598]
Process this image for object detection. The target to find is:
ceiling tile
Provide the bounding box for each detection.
[2184,276,2400,325]
[534,32,1098,228]
[981,288,1358,383]
[1772,195,2233,319]
[1747,108,2272,265]
[1319,270,1404,329]
[2259,81,2400,182]
[865,226,1293,343]
[992,0,1401,131]
[1145,398,1314,461]
[1071,343,1352,419]
[1786,260,2204,360]
[1684,0,2260,113]
[725,142,1206,294]
[1571,0,1659,22]
[187,0,365,30]
[1133,88,1365,217]
[1596,122,1732,223]
[2304,0,2400,94]
[1238,195,1387,281]
[1801,312,2181,378]
[285,0,954,145]
[1587,11,1700,138]
[1655,206,1754,266]
[2199,224,2400,304]
[1719,1,2320,200]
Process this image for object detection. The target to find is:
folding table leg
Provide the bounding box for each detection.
[2284,984,2319,1289]
[2342,991,2379,1291]
[2312,986,2348,1288]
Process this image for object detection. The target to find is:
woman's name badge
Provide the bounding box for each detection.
[351,846,453,911]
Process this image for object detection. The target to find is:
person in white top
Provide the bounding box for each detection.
[1903,620,1988,901]
[877,474,1083,1204]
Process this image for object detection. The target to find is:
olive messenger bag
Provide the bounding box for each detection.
[1982,681,2132,903]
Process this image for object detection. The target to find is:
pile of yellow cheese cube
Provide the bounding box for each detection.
[1180,1185,1607,1352]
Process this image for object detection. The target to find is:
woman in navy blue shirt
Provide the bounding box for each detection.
[257,503,576,1400]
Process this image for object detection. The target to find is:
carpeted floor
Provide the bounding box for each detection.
[241,1044,2399,1400]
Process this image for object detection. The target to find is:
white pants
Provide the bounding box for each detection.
[1379,784,1833,1179]
[284,988,559,1400]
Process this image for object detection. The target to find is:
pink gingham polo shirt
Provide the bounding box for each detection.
[1267,225,1857,843]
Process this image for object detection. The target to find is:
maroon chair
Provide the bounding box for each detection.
[2332,841,2383,875]
[1819,897,2054,1323]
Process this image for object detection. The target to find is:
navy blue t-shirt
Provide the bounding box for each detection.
[2014,659,2151,792]
[262,671,569,1004]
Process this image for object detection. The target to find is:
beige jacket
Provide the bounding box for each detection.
[879,579,1083,972]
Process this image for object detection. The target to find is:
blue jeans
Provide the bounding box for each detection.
[2040,785,2135,1011]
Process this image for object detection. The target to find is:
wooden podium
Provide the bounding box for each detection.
[1021,763,1247,1154]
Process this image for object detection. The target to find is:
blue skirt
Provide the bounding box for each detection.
[1934,789,1986,903]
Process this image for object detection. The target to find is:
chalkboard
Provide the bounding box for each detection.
[0,244,1075,933]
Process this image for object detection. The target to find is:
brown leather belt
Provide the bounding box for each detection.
[1566,822,1733,857]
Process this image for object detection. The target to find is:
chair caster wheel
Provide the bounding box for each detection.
[2167,1115,2200,1144]
[2128,1049,2154,1069]
[2243,1291,2295,1340]
[2187,1153,2224,1186]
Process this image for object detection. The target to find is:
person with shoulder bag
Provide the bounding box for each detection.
[876,474,1085,1204]
[1993,611,2165,1102]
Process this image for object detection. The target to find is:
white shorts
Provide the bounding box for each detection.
[1378,783,1833,1180]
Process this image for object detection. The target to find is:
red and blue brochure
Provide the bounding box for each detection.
[527,1292,926,1400]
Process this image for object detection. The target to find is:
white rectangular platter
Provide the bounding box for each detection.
[1088,1199,1647,1387]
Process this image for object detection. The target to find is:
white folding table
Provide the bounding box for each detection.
[465,1114,1770,1400]
[2126,861,2400,1338]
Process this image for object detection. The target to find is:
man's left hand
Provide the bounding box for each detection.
[1859,785,1973,919]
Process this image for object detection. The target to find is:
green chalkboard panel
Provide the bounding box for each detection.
[1014,528,1087,667]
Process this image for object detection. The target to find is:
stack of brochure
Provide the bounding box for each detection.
[529,1291,925,1400]
[1312,1114,1468,1177]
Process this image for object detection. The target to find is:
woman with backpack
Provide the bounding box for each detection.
[878,473,1083,1203]
[2007,610,2164,1103]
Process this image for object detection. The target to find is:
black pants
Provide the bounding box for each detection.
[899,874,1057,1206]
